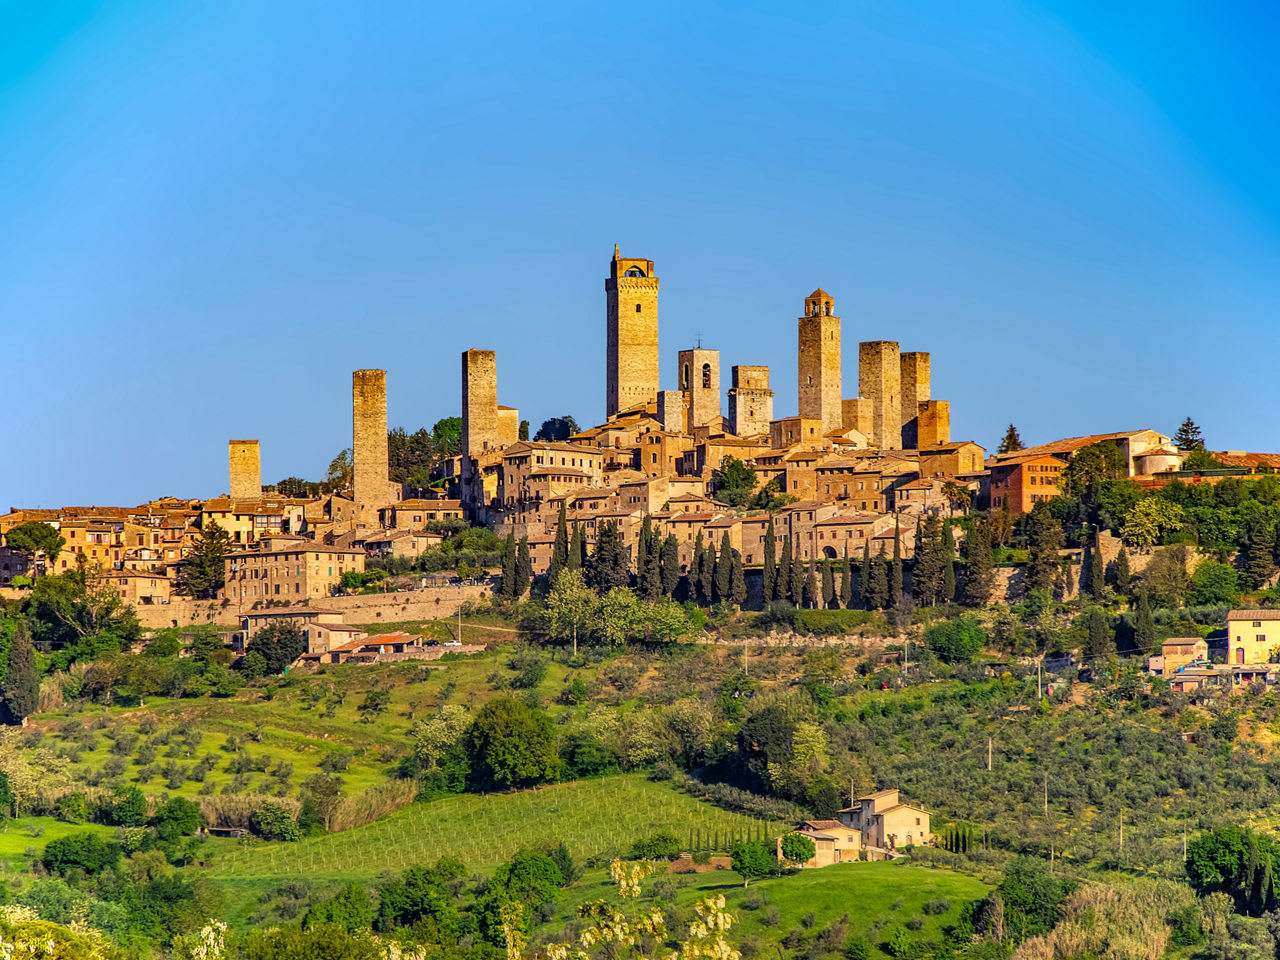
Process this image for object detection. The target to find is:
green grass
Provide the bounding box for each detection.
[202,774,792,882]
[537,861,987,954]
[0,817,117,866]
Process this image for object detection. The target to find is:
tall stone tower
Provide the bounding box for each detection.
[917,400,951,448]
[606,245,659,419]
[900,352,931,448]
[797,290,842,434]
[352,369,390,514]
[728,366,774,437]
[462,349,499,456]
[678,348,720,430]
[228,440,261,501]
[858,341,902,450]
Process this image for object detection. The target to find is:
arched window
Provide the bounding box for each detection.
[624,267,645,277]
[681,364,690,389]
[825,302,831,316]
[635,303,642,312]
[701,363,711,388]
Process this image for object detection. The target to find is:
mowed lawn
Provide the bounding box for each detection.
[202,774,792,881]
[0,818,118,867]
[539,861,987,954]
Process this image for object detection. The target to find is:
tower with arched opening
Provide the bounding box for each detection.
[798,289,842,434]
[605,245,660,419]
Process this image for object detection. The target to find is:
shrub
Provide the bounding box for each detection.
[925,616,988,663]
[250,802,303,842]
[42,831,120,875]
[631,831,682,861]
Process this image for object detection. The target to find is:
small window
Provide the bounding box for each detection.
[635,303,642,312]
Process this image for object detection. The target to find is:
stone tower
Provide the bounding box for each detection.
[900,352,931,448]
[606,245,660,419]
[462,349,499,456]
[916,400,951,448]
[352,369,390,514]
[228,440,261,501]
[858,341,902,450]
[657,390,687,433]
[728,366,774,437]
[678,347,720,430]
[798,290,842,434]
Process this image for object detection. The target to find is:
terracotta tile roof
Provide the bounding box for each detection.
[1228,610,1280,621]
[244,606,342,618]
[1213,452,1280,469]
[1001,431,1163,460]
[801,819,846,832]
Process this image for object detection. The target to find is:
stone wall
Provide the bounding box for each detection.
[228,440,261,500]
[728,365,773,437]
[916,400,951,448]
[859,341,902,450]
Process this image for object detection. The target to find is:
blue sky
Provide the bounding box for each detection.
[2,1,1277,507]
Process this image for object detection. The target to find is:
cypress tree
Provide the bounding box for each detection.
[730,550,747,607]
[637,516,654,592]
[762,518,777,603]
[891,523,904,603]
[941,522,956,603]
[821,561,835,609]
[701,544,716,605]
[1113,548,1131,597]
[568,524,584,572]
[868,544,890,610]
[1244,517,1277,589]
[1060,555,1075,599]
[644,540,662,601]
[500,531,517,598]
[691,531,705,601]
[715,531,733,600]
[963,520,994,607]
[1088,541,1105,599]
[913,515,943,605]
[778,536,793,603]
[860,542,873,610]
[840,556,854,608]
[1083,607,1110,662]
[660,534,679,596]
[1133,591,1156,656]
[802,560,816,609]
[515,536,532,598]
[791,549,805,605]
[2,620,38,725]
[549,502,569,584]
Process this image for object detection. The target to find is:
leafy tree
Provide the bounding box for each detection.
[1241,516,1277,589]
[244,620,306,675]
[251,802,302,841]
[925,616,987,663]
[593,587,639,646]
[500,532,518,598]
[2,619,38,724]
[1186,825,1280,916]
[1113,548,1132,596]
[590,521,629,593]
[730,841,774,887]
[303,882,373,934]
[1025,511,1064,594]
[466,696,559,789]
[180,520,232,599]
[997,425,1024,455]
[1183,449,1226,471]
[325,448,353,492]
[518,420,530,441]
[5,521,65,569]
[533,417,581,442]
[374,857,466,937]
[1133,591,1156,657]
[1081,607,1111,663]
[716,456,757,507]
[108,785,148,826]
[1174,417,1206,451]
[715,532,733,600]
[867,544,889,610]
[153,795,202,841]
[515,536,532,598]
[1059,442,1127,501]
[913,516,944,605]
[1188,560,1240,606]
[993,856,1075,942]
[730,550,746,607]
[780,832,817,865]
[547,568,593,657]
[1121,498,1184,552]
[41,832,120,875]
[660,534,679,597]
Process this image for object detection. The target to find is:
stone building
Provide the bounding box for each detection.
[988,454,1067,516]
[858,341,902,451]
[352,369,397,518]
[677,347,720,430]
[798,290,842,434]
[606,246,660,419]
[228,440,261,501]
[727,365,773,437]
[222,538,365,604]
[462,349,499,456]
[916,400,951,448]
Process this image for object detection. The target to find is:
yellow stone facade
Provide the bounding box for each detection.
[228,439,261,501]
[606,246,660,418]
[858,340,902,450]
[462,349,499,456]
[727,365,773,437]
[678,347,720,430]
[797,290,842,434]
[352,369,393,516]
[899,352,931,448]
[916,400,951,448]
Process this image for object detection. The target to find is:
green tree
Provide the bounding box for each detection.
[1121,498,1184,552]
[244,620,306,675]
[780,832,817,865]
[1113,548,1132,596]
[1188,560,1240,606]
[518,419,530,441]
[325,448,353,492]
[804,559,818,609]
[891,525,903,602]
[515,536,532,598]
[714,532,733,600]
[180,520,232,599]
[840,556,854,608]
[778,536,792,603]
[867,544,889,610]
[547,568,593,657]
[913,515,944,605]
[1081,607,1111,663]
[548,503,570,584]
[1026,511,1064,594]
[702,543,717,605]
[500,532,518,599]
[730,550,747,608]
[1087,542,1105,599]
[963,520,994,606]
[1174,417,1206,451]
[730,841,774,887]
[1060,442,1127,501]
[925,616,987,663]
[997,424,1024,455]
[716,456,757,507]
[533,417,580,442]
[251,801,302,841]
[821,561,835,609]
[941,522,956,603]
[5,521,65,570]
[108,785,147,826]
[1242,516,1277,589]
[593,587,639,646]
[660,534,680,597]
[1133,591,1156,656]
[590,521,629,593]
[303,882,373,934]
[466,697,559,789]
[2,619,38,725]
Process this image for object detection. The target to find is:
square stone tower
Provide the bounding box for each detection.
[728,365,774,437]
[657,390,687,433]
[798,290,842,434]
[462,349,499,456]
[858,341,902,450]
[841,398,873,439]
[352,369,390,514]
[900,352,931,448]
[606,245,659,419]
[228,440,261,501]
[917,400,951,448]
[678,347,720,430]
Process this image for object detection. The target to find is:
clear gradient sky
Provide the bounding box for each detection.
[2,1,1278,508]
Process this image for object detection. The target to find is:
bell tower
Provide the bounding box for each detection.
[606,245,659,419]
[797,289,842,434]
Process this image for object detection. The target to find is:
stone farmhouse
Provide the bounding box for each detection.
[780,787,932,869]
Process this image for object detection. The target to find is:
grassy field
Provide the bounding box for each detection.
[201,773,792,881]
[537,861,987,955]
[0,818,117,867]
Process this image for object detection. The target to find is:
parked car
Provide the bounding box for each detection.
[444,639,462,647]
